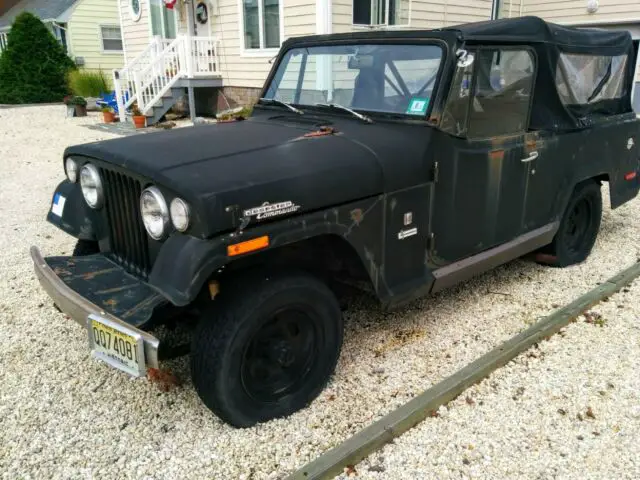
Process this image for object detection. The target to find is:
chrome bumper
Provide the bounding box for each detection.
[30,246,160,369]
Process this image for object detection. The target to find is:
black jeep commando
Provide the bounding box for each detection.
[32,17,640,427]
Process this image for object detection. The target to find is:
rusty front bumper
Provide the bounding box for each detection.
[30,246,161,369]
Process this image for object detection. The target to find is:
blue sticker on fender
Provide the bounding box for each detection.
[406,98,430,115]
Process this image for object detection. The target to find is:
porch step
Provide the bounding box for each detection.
[145,87,184,125]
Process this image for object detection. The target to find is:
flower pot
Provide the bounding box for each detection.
[103,111,116,123]
[74,105,87,117]
[132,115,146,128]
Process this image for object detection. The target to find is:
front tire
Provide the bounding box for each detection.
[72,240,99,256]
[538,180,602,267]
[190,271,343,427]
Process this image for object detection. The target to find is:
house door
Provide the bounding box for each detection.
[191,1,216,73]
[192,0,212,37]
[150,0,177,39]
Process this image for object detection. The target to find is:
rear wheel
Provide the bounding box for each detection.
[190,271,343,427]
[537,181,602,267]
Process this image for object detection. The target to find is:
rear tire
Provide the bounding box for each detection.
[190,271,343,427]
[538,181,602,267]
[72,240,99,256]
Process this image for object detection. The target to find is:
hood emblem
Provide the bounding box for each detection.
[627,137,634,150]
[243,201,301,220]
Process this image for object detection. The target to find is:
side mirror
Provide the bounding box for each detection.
[456,49,475,68]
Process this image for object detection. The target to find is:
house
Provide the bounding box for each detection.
[113,0,497,123]
[498,0,640,111]
[0,0,124,76]
[114,0,640,123]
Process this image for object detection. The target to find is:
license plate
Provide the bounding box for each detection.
[87,314,146,377]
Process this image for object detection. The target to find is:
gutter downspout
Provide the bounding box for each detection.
[490,0,500,20]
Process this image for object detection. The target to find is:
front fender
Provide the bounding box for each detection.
[148,196,385,306]
[46,180,97,241]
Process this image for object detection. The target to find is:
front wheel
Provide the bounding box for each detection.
[72,240,99,256]
[190,271,343,427]
[538,180,602,267]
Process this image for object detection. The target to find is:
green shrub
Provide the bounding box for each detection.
[68,69,110,97]
[0,12,76,104]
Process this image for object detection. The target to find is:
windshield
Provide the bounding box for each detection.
[263,44,444,117]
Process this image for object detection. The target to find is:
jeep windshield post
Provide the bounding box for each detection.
[31,17,639,428]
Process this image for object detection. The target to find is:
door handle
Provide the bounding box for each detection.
[521,151,539,163]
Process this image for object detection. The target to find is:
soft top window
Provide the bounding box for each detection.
[556,53,627,106]
[263,44,443,117]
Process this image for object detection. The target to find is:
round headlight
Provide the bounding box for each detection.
[170,198,190,232]
[65,158,78,183]
[79,164,103,209]
[140,186,169,240]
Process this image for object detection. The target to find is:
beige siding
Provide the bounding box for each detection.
[333,0,492,34]
[119,0,151,63]
[498,0,524,18]
[521,0,640,25]
[502,2,640,82]
[67,0,124,73]
[206,0,315,89]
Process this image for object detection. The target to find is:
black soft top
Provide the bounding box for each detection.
[450,16,632,54]
[283,16,632,55]
[280,16,636,131]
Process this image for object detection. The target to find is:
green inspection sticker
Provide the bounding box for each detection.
[406,97,430,115]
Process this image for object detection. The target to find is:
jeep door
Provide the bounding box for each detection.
[429,47,537,264]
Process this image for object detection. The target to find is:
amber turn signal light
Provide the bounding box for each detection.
[227,236,269,256]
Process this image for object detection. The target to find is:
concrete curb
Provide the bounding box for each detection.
[288,261,640,480]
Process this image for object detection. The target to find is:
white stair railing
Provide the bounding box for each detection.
[190,37,221,75]
[112,37,170,117]
[113,35,222,119]
[136,36,186,114]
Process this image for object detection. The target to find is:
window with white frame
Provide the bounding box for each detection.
[100,25,123,52]
[353,0,411,26]
[242,0,281,50]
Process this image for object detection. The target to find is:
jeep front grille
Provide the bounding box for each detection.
[100,168,151,277]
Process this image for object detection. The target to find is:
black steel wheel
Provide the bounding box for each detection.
[539,180,602,267]
[190,271,343,428]
[72,240,99,256]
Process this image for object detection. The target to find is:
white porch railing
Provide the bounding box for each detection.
[113,35,221,118]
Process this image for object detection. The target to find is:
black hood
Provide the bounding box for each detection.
[64,115,386,236]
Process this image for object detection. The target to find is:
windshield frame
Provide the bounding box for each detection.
[259,38,449,122]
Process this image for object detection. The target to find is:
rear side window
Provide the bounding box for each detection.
[556,53,627,105]
[442,48,535,138]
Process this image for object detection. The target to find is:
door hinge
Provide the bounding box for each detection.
[431,162,439,183]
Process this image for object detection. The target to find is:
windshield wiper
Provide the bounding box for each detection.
[314,103,373,124]
[259,98,304,115]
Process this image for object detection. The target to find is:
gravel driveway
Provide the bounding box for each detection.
[0,105,638,479]
[346,280,640,479]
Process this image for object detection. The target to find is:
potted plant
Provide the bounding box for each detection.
[63,95,76,117]
[131,103,146,129]
[102,106,116,123]
[64,96,87,117]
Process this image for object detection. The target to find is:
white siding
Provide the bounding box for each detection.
[67,0,125,72]
[119,0,150,63]
[206,0,315,88]
[522,0,640,25]
[498,0,524,18]
[333,0,493,34]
